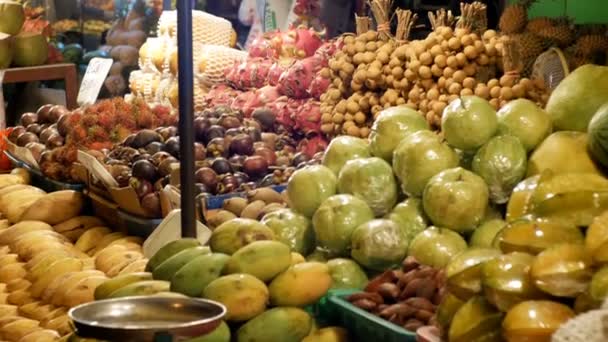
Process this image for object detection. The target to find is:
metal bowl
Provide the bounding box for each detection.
[68,296,226,341]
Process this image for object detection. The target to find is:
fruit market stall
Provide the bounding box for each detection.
[3,0,608,340]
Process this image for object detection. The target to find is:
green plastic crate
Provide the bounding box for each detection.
[319,289,417,342]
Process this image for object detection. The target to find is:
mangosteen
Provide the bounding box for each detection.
[206,137,228,158]
[16,132,39,147]
[20,112,38,127]
[225,127,243,139]
[146,141,165,155]
[245,126,262,142]
[193,117,211,142]
[194,143,206,161]
[221,175,240,193]
[195,167,218,192]
[254,147,277,166]
[252,108,276,131]
[158,157,179,177]
[48,105,68,124]
[228,154,246,171]
[151,151,172,167]
[292,152,309,167]
[40,127,59,144]
[211,158,232,175]
[193,183,210,196]
[132,129,163,149]
[45,134,64,149]
[26,123,42,135]
[129,177,154,198]
[8,126,26,143]
[36,104,54,123]
[233,172,249,185]
[204,125,225,144]
[109,164,132,187]
[158,126,178,141]
[163,137,180,158]
[243,155,269,180]
[218,114,242,130]
[141,192,162,217]
[132,159,158,182]
[122,134,136,147]
[229,134,254,156]
[55,114,71,136]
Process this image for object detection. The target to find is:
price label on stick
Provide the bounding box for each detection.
[77,58,113,107]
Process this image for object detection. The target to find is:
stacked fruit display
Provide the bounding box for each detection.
[0,0,50,68]
[0,173,150,340]
[208,187,288,228]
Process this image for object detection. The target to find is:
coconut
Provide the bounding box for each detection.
[0,32,11,68]
[0,0,24,35]
[12,32,48,67]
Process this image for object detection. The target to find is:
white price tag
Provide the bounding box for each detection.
[0,70,5,130]
[77,150,119,189]
[77,58,113,107]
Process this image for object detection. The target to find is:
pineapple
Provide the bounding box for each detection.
[526,17,553,35]
[537,18,575,47]
[499,0,536,34]
[512,32,546,76]
[574,35,608,56]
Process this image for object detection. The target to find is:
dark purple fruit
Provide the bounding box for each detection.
[56,113,71,136]
[17,132,39,147]
[35,104,54,123]
[225,128,243,139]
[243,155,269,180]
[204,125,226,144]
[218,114,242,130]
[129,177,154,198]
[132,159,158,182]
[20,112,38,126]
[158,126,178,141]
[218,175,239,194]
[252,108,276,131]
[151,151,172,167]
[194,143,206,161]
[211,158,232,175]
[245,126,262,142]
[132,129,163,149]
[207,138,228,158]
[146,141,165,155]
[164,137,180,158]
[158,157,179,177]
[193,183,210,196]
[8,126,26,143]
[228,155,246,171]
[229,134,254,156]
[233,172,249,185]
[195,167,219,191]
[141,192,162,217]
[48,105,68,123]
[254,147,277,166]
[193,117,211,142]
[45,134,64,149]
[123,134,136,147]
[26,123,42,135]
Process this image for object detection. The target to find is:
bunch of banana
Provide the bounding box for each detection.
[207,188,287,228]
[0,185,85,225]
[0,169,30,190]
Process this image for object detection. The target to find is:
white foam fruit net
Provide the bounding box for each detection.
[552,298,608,342]
[196,45,248,86]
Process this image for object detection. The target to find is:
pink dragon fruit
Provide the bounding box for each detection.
[240,86,282,117]
[297,134,328,159]
[268,59,295,86]
[277,55,324,99]
[203,85,242,108]
[314,39,342,64]
[293,26,325,57]
[231,90,257,113]
[225,58,274,90]
[308,72,331,100]
[248,35,276,58]
[274,97,306,131]
[293,99,322,135]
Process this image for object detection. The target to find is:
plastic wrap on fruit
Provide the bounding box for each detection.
[321,136,371,176]
[326,258,368,290]
[337,157,398,217]
[260,208,315,255]
[286,165,336,218]
[312,194,374,257]
[385,198,428,243]
[368,106,429,163]
[350,219,408,271]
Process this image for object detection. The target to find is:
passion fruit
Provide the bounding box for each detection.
[132,159,158,182]
[243,156,269,180]
[8,126,26,143]
[494,218,583,254]
[229,134,255,156]
[446,248,502,300]
[25,123,42,135]
[482,252,545,312]
[530,243,593,297]
[35,104,54,123]
[16,132,39,147]
[502,300,574,341]
[195,167,219,191]
[448,296,503,342]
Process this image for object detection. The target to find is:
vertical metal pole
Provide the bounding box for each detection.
[177,0,196,238]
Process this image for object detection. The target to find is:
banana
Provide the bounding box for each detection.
[0,284,5,293]
[94,272,153,300]
[61,275,108,307]
[118,258,149,275]
[11,230,69,253]
[96,250,143,275]
[74,227,112,252]
[28,253,78,282]
[146,238,201,272]
[0,246,10,257]
[20,190,85,225]
[93,244,134,268]
[0,305,17,318]
[17,329,60,342]
[92,242,142,257]
[6,290,34,306]
[53,216,105,233]
[8,168,29,184]
[6,279,30,293]
[1,189,46,223]
[0,263,26,283]
[26,249,72,272]
[46,270,105,306]
[0,220,9,230]
[61,228,87,242]
[108,280,171,298]
[87,232,127,255]
[20,303,55,322]
[0,221,52,245]
[0,254,19,266]
[19,240,73,261]
[0,316,23,328]
[0,184,31,198]
[0,293,8,304]
[40,308,66,328]
[107,236,144,248]
[44,314,71,336]
[82,257,95,270]
[0,175,27,190]
[0,318,41,341]
[29,258,84,298]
